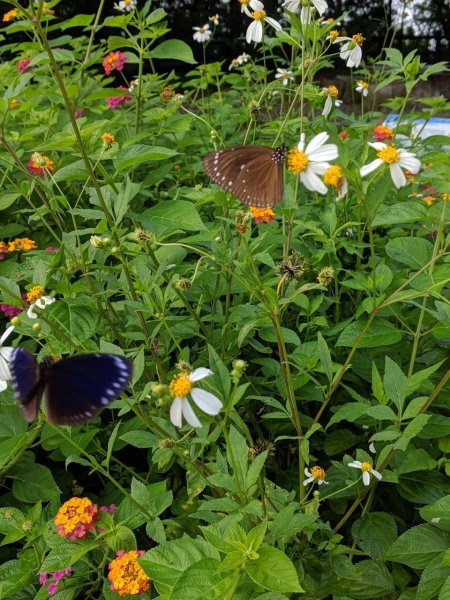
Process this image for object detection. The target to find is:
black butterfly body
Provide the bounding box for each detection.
[9,348,133,425]
[203,144,286,208]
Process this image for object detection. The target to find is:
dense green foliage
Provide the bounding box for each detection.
[0,0,449,599]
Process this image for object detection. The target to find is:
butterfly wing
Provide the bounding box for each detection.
[9,347,43,422]
[203,145,285,208]
[44,354,133,425]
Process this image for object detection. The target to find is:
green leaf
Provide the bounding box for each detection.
[227,427,248,489]
[396,448,436,475]
[352,512,398,560]
[12,463,60,503]
[385,237,434,270]
[372,201,427,227]
[399,471,450,504]
[346,560,395,599]
[45,301,99,345]
[267,505,317,546]
[40,540,99,571]
[0,192,21,211]
[366,405,397,421]
[106,526,136,552]
[60,13,95,29]
[417,562,450,600]
[113,144,178,172]
[383,357,409,412]
[385,524,450,568]
[420,496,450,532]
[246,451,268,490]
[245,546,303,593]
[336,319,402,347]
[317,331,333,382]
[137,200,206,233]
[327,403,370,428]
[148,39,196,64]
[119,430,159,448]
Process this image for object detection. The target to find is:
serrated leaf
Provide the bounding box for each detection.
[12,463,60,503]
[352,512,398,560]
[383,357,409,412]
[149,39,196,64]
[336,319,402,347]
[137,200,206,233]
[385,524,450,568]
[317,331,333,382]
[372,201,427,227]
[245,546,303,593]
[113,144,178,172]
[45,301,99,345]
[385,237,434,270]
[40,540,99,571]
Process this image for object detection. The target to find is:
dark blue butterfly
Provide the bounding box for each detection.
[9,348,133,425]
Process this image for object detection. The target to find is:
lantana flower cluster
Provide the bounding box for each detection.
[108,550,151,597]
[54,497,100,540]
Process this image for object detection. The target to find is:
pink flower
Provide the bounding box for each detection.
[18,58,32,74]
[52,570,65,581]
[102,51,127,76]
[39,572,48,586]
[100,503,116,513]
[75,108,85,119]
[47,582,59,595]
[45,246,59,252]
[106,87,132,110]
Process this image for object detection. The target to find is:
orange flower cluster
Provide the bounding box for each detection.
[373,124,393,142]
[54,497,99,540]
[108,550,151,597]
[27,154,54,177]
[249,206,275,224]
[102,51,127,76]
[8,238,37,252]
[102,132,116,146]
[3,9,18,22]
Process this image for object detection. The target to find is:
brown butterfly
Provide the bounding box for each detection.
[203,144,286,208]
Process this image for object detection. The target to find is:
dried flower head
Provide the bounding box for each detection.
[276,250,307,281]
[317,266,335,285]
[102,133,116,147]
[174,278,192,291]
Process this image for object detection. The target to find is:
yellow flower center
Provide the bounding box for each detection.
[239,0,249,4]
[26,285,44,303]
[358,80,369,89]
[378,146,400,164]
[170,372,193,398]
[287,148,309,174]
[442,193,450,201]
[422,195,434,206]
[199,26,206,32]
[253,10,266,20]
[327,85,339,98]
[352,33,365,46]
[310,466,326,480]
[360,462,373,472]
[323,165,343,189]
[329,29,339,41]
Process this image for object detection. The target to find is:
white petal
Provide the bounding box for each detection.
[305,132,329,155]
[27,305,37,319]
[246,20,262,43]
[303,476,314,486]
[190,367,213,382]
[191,388,223,415]
[297,132,306,152]
[308,161,331,175]
[301,170,327,194]
[170,397,183,428]
[283,0,299,9]
[348,46,362,68]
[348,461,362,469]
[360,158,383,177]
[390,163,406,188]
[181,398,203,428]
[308,144,338,162]
[304,468,312,477]
[371,469,382,481]
[399,153,421,173]
[0,326,14,346]
[300,6,311,23]
[313,0,328,15]
[250,0,264,9]
[0,380,7,392]
[362,471,371,485]
[0,356,12,381]
[322,95,332,116]
[265,16,282,31]
[368,142,386,151]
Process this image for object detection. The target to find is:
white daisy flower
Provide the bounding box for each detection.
[283,0,328,23]
[303,465,328,486]
[27,295,55,319]
[239,0,264,18]
[333,33,365,68]
[169,368,223,428]
[245,9,282,44]
[193,24,212,43]
[288,132,339,194]
[0,326,14,392]
[355,80,369,97]
[209,14,220,26]
[128,78,139,93]
[113,0,137,13]
[360,142,421,189]
[321,85,342,116]
[348,459,382,486]
[275,67,294,85]
[237,52,250,64]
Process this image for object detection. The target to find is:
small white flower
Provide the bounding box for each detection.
[348,460,382,486]
[237,52,250,64]
[288,132,339,195]
[321,85,342,116]
[283,0,328,23]
[0,326,14,391]
[209,14,220,26]
[27,296,55,319]
[355,80,369,97]
[169,368,223,428]
[360,142,421,189]
[333,34,365,68]
[113,0,137,13]
[275,67,294,85]
[128,78,139,93]
[303,466,329,486]
[193,24,212,43]
[246,9,282,44]
[240,0,264,18]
